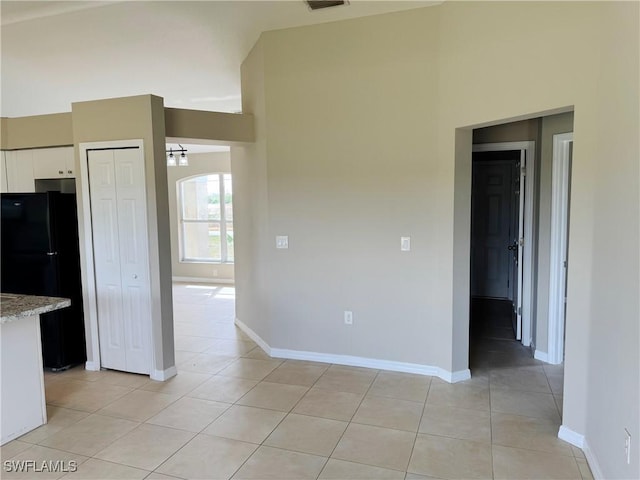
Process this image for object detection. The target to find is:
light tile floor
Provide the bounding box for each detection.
[0,284,593,479]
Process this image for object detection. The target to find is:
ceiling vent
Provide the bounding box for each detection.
[306,1,347,11]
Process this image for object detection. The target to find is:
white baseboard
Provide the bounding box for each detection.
[150,365,177,381]
[271,347,442,377]
[84,361,100,371]
[558,427,606,478]
[173,276,234,285]
[234,317,468,383]
[85,361,177,382]
[534,349,549,362]
[234,318,271,355]
[558,425,585,448]
[439,368,472,383]
[582,438,605,480]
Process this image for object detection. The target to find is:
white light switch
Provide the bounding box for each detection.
[401,236,411,251]
[276,236,289,249]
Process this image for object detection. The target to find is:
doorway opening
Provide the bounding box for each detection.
[165,141,235,286]
[468,141,536,370]
[471,151,522,332]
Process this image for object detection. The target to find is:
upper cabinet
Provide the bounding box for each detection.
[4,150,35,193]
[1,147,75,193]
[32,147,75,179]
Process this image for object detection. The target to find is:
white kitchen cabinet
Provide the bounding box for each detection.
[1,153,8,193]
[4,150,35,192]
[32,147,75,179]
[1,314,47,445]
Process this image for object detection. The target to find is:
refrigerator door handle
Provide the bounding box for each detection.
[46,252,58,256]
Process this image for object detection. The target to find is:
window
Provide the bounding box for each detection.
[179,173,234,263]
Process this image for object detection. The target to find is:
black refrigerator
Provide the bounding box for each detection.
[1,192,87,370]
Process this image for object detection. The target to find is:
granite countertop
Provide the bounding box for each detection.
[0,293,71,324]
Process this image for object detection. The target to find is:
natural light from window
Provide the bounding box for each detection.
[179,173,234,263]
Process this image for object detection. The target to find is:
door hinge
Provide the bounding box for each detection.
[518,306,522,316]
[521,166,526,176]
[519,237,524,246]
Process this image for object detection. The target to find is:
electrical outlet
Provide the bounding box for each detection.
[344,311,353,325]
[625,429,631,465]
[401,236,411,251]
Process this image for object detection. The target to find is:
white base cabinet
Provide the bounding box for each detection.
[0,315,47,445]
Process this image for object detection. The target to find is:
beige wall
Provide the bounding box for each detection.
[72,94,175,373]
[236,2,639,477]
[0,113,73,149]
[473,119,540,145]
[434,4,631,460]
[256,8,441,364]
[232,37,272,344]
[583,3,638,475]
[167,151,234,282]
[1,107,253,150]
[165,108,254,144]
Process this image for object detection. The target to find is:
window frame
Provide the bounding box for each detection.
[178,173,233,264]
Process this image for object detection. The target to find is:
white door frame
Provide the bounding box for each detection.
[547,132,573,364]
[77,139,156,374]
[472,141,536,346]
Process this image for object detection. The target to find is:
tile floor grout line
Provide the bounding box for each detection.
[91,422,198,464]
[210,362,313,479]
[34,414,143,456]
[488,368,496,480]
[313,367,382,479]
[403,374,432,477]
[76,455,154,476]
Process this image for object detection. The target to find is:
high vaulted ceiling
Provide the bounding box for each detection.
[1,0,439,118]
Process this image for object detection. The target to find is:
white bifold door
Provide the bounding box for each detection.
[88,148,151,375]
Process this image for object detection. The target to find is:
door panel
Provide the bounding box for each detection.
[89,150,126,371]
[123,285,146,356]
[104,284,125,350]
[114,149,150,374]
[88,148,150,375]
[119,199,139,264]
[471,157,518,299]
[100,199,119,264]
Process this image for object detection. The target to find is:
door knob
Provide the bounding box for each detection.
[132,274,138,279]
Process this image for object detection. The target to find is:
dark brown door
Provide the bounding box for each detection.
[471,151,520,300]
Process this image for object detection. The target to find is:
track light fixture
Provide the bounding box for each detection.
[167,144,188,167]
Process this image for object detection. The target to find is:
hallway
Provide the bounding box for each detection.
[469,298,544,371]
